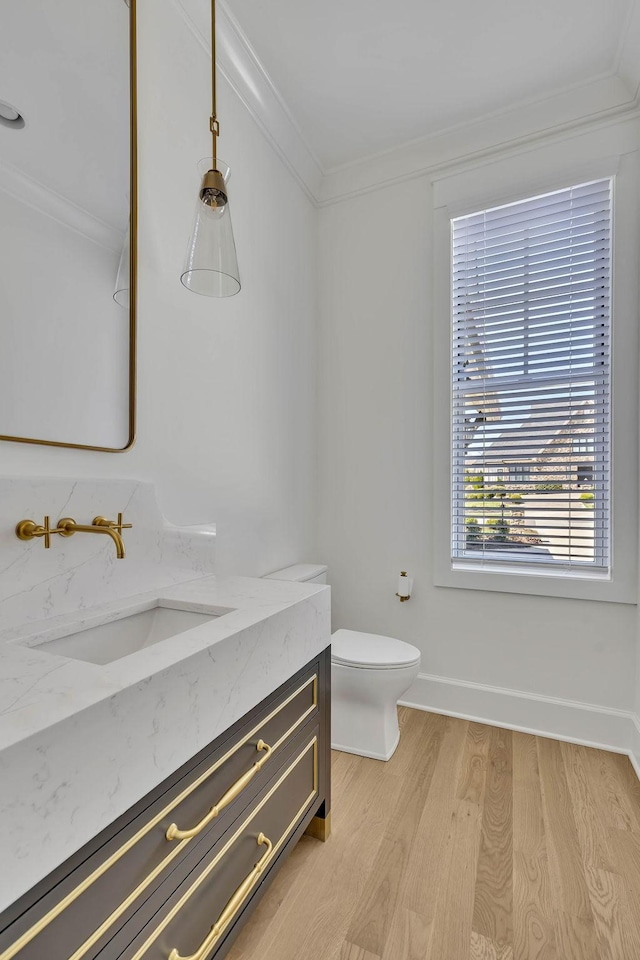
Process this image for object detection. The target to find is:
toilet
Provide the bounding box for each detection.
[264,564,421,761]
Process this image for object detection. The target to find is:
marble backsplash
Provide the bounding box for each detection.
[0,477,216,630]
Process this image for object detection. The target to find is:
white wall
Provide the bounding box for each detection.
[317,118,640,751]
[0,0,318,578]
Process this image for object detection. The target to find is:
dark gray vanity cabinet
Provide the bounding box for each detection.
[0,649,331,960]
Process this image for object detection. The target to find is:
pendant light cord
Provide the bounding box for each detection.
[210,0,219,165]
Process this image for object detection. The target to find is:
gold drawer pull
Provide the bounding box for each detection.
[166,741,272,841]
[168,832,272,960]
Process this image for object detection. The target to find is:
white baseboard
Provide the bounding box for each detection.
[331,736,398,762]
[399,672,640,779]
[629,714,640,781]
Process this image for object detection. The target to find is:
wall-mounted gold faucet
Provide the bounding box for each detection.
[16,513,132,559]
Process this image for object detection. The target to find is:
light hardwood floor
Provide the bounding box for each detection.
[227,708,640,960]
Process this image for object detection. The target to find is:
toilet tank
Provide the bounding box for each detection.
[263,563,328,584]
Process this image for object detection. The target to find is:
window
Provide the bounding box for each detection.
[573,436,595,455]
[451,179,611,573]
[509,464,530,483]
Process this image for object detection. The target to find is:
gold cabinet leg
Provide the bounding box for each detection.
[304,812,331,842]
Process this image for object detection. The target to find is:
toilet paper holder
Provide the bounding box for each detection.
[396,571,412,602]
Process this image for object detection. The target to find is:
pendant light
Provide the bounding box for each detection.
[180,0,241,297]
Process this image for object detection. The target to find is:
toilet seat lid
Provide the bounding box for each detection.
[331,629,421,669]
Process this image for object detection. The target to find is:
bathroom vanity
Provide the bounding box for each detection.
[0,478,331,960]
[0,650,330,960]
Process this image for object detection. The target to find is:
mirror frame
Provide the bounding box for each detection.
[0,0,137,452]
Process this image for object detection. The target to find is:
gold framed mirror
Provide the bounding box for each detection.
[0,0,137,451]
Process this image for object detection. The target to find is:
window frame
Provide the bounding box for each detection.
[432,151,638,604]
[451,178,611,575]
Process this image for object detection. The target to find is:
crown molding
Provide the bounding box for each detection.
[173,0,640,208]
[0,159,123,251]
[319,74,640,205]
[170,0,324,204]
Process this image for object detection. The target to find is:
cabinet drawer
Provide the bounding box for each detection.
[119,729,318,960]
[0,668,318,960]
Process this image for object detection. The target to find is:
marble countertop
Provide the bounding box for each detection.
[0,574,331,911]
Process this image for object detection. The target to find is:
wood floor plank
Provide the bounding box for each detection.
[456,721,492,805]
[608,824,640,877]
[537,736,593,920]
[346,713,446,955]
[609,753,640,812]
[536,740,605,960]
[585,748,640,833]
[512,733,560,960]
[605,829,640,950]
[379,908,432,960]
[390,706,437,781]
[398,717,470,920]
[560,742,640,958]
[332,747,360,788]
[560,741,616,873]
[424,799,484,960]
[424,724,491,960]
[472,725,513,950]
[340,942,381,960]
[227,712,640,960]
[470,931,514,959]
[584,864,640,960]
[554,913,599,960]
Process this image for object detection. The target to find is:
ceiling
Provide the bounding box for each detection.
[2,0,635,220]
[0,0,130,237]
[225,0,637,171]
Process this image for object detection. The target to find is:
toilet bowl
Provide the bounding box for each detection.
[331,629,421,761]
[263,565,421,762]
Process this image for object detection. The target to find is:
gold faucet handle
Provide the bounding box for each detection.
[16,516,66,548]
[93,514,133,532]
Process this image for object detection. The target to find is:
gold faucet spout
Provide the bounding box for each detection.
[58,518,126,559]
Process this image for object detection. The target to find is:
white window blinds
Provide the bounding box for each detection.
[451,179,611,571]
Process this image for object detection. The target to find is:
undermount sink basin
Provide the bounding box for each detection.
[25,602,231,665]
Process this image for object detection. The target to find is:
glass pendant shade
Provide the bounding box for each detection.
[113,221,130,307]
[181,158,240,298]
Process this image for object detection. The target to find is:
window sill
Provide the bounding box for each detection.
[434,561,636,604]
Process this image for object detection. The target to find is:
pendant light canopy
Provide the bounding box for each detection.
[181,0,240,297]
